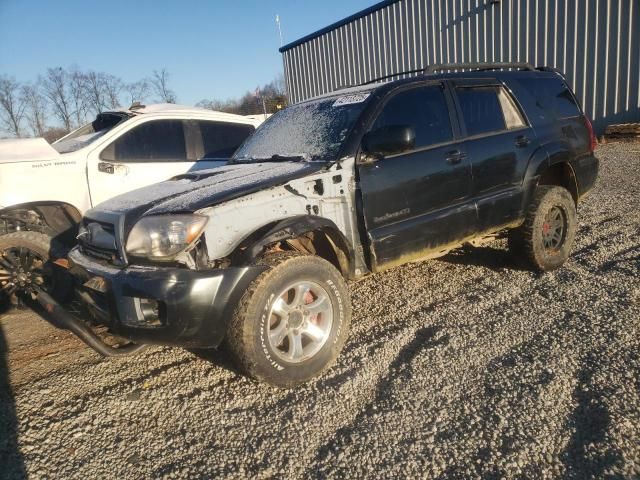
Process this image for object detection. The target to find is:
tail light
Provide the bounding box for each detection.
[584,115,597,152]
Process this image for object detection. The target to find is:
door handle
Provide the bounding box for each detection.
[515,135,531,147]
[98,162,128,175]
[98,162,114,174]
[445,150,466,165]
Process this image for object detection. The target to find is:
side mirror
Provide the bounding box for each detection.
[361,125,416,158]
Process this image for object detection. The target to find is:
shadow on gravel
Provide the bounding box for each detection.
[438,245,529,272]
[189,347,243,377]
[561,357,623,479]
[309,325,448,476]
[0,312,27,479]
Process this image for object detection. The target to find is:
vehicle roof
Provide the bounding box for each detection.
[106,103,260,124]
[301,68,563,105]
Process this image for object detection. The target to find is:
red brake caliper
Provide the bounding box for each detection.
[304,290,318,323]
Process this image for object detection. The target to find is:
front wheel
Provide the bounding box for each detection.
[0,231,71,307]
[226,252,351,387]
[508,185,577,271]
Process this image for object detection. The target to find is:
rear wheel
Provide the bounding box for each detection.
[226,252,351,387]
[0,231,70,308]
[508,185,577,271]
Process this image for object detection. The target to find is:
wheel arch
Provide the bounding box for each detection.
[524,142,579,205]
[0,201,82,246]
[232,215,355,279]
[535,159,579,205]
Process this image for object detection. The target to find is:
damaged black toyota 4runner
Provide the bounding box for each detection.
[46,63,598,387]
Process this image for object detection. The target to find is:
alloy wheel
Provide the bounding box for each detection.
[267,280,334,363]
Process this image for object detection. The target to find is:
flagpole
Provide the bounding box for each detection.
[276,15,283,47]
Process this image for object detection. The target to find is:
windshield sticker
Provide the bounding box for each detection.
[333,93,370,107]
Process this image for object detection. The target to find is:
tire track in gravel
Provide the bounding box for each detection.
[302,263,572,476]
[304,218,638,478]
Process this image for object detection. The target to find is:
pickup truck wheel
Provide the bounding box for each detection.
[0,231,71,307]
[226,252,351,387]
[509,186,577,271]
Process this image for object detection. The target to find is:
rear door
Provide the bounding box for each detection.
[358,82,475,270]
[190,120,255,165]
[452,80,538,231]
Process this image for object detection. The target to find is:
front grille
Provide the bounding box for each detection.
[79,220,123,264]
[81,243,118,262]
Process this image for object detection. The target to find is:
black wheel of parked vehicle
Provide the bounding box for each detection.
[508,185,577,272]
[226,252,351,388]
[0,231,71,308]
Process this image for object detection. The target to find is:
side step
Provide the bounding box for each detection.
[35,290,147,357]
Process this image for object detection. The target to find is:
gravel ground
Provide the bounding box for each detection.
[1,143,639,479]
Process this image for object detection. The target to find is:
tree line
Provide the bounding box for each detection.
[196,76,288,117]
[0,67,288,142]
[0,67,176,141]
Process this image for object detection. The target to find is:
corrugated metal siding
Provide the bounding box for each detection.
[281,0,640,133]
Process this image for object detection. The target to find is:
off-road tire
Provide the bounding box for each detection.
[508,185,577,272]
[226,252,351,388]
[0,231,71,307]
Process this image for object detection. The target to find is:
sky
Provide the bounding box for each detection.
[0,0,375,105]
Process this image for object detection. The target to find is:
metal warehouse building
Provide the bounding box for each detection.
[279,0,640,133]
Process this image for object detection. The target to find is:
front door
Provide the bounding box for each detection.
[358,83,475,271]
[86,119,227,207]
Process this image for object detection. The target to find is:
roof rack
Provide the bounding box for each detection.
[360,67,430,86]
[360,62,537,87]
[424,62,536,74]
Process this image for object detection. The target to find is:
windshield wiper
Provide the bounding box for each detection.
[230,154,311,164]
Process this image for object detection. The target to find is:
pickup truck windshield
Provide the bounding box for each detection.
[233,92,372,162]
[53,112,129,153]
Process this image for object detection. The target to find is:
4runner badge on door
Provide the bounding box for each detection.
[333,93,370,106]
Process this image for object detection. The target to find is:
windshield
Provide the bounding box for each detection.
[53,112,129,153]
[233,92,372,162]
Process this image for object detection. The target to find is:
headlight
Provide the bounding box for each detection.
[125,214,208,260]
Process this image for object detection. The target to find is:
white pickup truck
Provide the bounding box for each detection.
[0,103,262,303]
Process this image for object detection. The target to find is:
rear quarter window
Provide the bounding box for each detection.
[517,77,582,120]
[198,121,255,159]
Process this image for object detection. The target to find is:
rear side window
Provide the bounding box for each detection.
[456,87,506,136]
[198,121,255,159]
[518,78,581,119]
[456,86,527,136]
[102,120,187,162]
[372,85,453,149]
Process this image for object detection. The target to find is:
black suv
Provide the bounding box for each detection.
[42,63,598,386]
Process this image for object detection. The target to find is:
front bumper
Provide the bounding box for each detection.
[68,248,266,349]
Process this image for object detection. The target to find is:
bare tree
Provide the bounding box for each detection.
[39,67,73,131]
[272,73,287,96]
[0,76,26,137]
[125,79,150,105]
[68,68,88,127]
[102,74,123,109]
[151,69,176,103]
[21,84,47,137]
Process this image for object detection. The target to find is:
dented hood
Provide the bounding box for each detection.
[87,161,325,233]
[0,137,61,163]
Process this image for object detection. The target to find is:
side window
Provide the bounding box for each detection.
[372,85,453,149]
[497,87,527,129]
[456,87,506,136]
[198,121,255,159]
[518,78,582,119]
[101,120,187,162]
